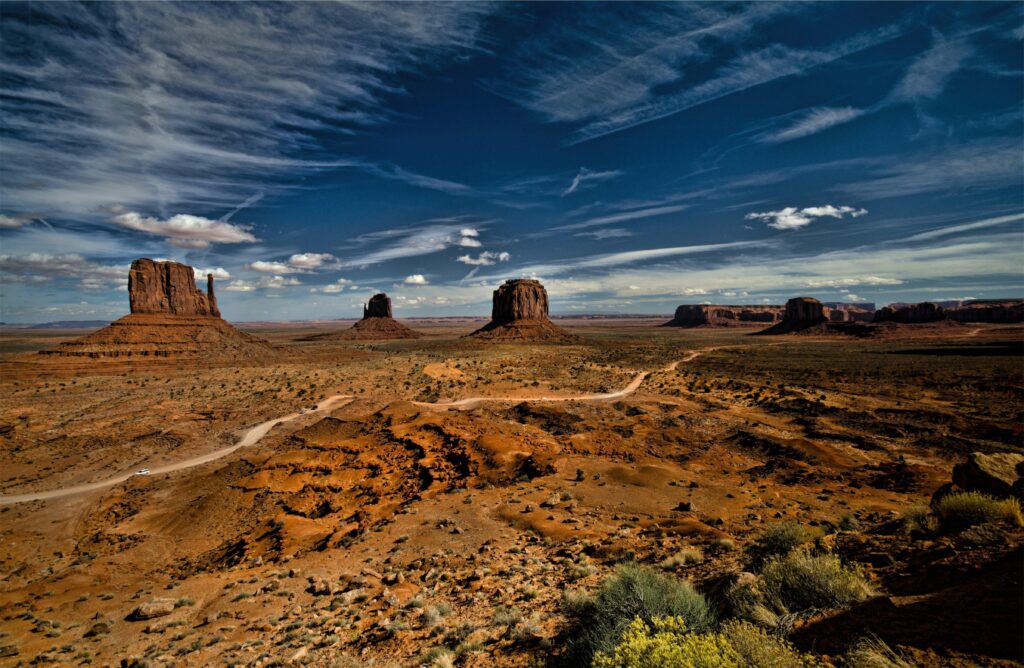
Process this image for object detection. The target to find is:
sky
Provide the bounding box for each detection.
[1,1,1022,323]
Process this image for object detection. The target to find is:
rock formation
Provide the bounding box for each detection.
[756,297,828,335]
[469,279,576,342]
[129,258,220,317]
[303,293,423,340]
[39,259,273,361]
[952,452,1024,499]
[662,304,782,328]
[825,304,874,323]
[363,293,393,319]
[948,299,1024,324]
[873,302,945,324]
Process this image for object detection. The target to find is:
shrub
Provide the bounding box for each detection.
[759,551,872,614]
[900,505,936,535]
[745,522,812,568]
[843,635,912,668]
[659,548,703,569]
[590,617,816,668]
[562,564,715,666]
[935,491,1023,531]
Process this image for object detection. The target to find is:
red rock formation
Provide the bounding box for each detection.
[757,297,828,335]
[662,304,783,327]
[129,258,220,317]
[469,279,576,342]
[363,293,393,319]
[873,302,945,324]
[39,258,274,361]
[303,292,422,340]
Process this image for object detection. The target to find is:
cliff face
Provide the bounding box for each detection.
[363,293,393,319]
[756,297,828,335]
[873,302,945,324]
[948,300,1024,323]
[663,304,782,327]
[128,258,220,317]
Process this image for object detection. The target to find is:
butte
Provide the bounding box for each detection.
[467,279,577,342]
[303,293,423,340]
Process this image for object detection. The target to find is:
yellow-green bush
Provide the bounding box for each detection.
[758,551,872,614]
[935,491,1023,531]
[745,521,812,568]
[591,617,817,668]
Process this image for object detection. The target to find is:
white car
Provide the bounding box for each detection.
[135,468,151,476]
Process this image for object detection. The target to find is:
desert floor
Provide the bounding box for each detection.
[0,319,1021,667]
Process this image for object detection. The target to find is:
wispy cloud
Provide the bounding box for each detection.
[224,275,301,292]
[745,205,868,230]
[246,253,336,274]
[903,212,1024,242]
[341,221,490,267]
[562,167,623,196]
[756,107,865,144]
[0,3,493,217]
[575,228,633,240]
[553,204,689,232]
[0,252,128,291]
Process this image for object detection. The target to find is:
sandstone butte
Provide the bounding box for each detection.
[468,279,577,342]
[756,296,829,335]
[39,258,273,361]
[304,293,423,340]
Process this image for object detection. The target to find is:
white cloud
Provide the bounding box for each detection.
[224,275,301,292]
[108,209,257,248]
[194,267,231,280]
[904,212,1024,242]
[310,277,352,294]
[757,106,865,144]
[403,274,429,285]
[341,221,492,266]
[287,253,335,270]
[562,167,623,196]
[889,34,972,102]
[457,251,511,266]
[745,205,867,230]
[0,213,37,229]
[247,260,293,274]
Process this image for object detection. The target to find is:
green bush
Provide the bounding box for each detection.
[759,551,872,614]
[590,617,816,668]
[900,505,936,535]
[935,491,1023,531]
[745,522,812,568]
[562,564,715,666]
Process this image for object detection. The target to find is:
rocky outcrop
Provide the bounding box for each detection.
[302,292,422,340]
[38,258,274,362]
[952,452,1024,499]
[756,297,827,335]
[469,279,576,342]
[129,258,220,317]
[826,305,874,323]
[363,293,393,319]
[662,304,782,328]
[128,598,176,621]
[948,300,1024,324]
[873,302,945,324]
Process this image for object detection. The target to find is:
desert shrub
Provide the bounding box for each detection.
[659,548,703,569]
[562,564,715,665]
[935,491,1023,531]
[843,635,912,668]
[900,505,936,535]
[759,551,872,614]
[590,617,816,668]
[745,522,812,568]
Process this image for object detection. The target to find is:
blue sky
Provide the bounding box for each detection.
[1,2,1021,323]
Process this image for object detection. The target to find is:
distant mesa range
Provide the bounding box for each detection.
[38,258,274,361]
[468,279,578,342]
[301,293,423,341]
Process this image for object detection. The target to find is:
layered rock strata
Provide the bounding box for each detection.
[469,279,576,342]
[662,304,783,327]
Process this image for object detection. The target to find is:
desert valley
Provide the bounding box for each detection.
[0,260,1021,667]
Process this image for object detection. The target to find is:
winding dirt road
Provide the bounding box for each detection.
[413,348,709,410]
[0,394,355,506]
[0,348,712,505]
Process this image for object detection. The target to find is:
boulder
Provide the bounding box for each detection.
[952,452,1024,498]
[128,598,176,621]
[469,279,576,342]
[128,258,220,317]
[363,293,393,319]
[873,302,945,324]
